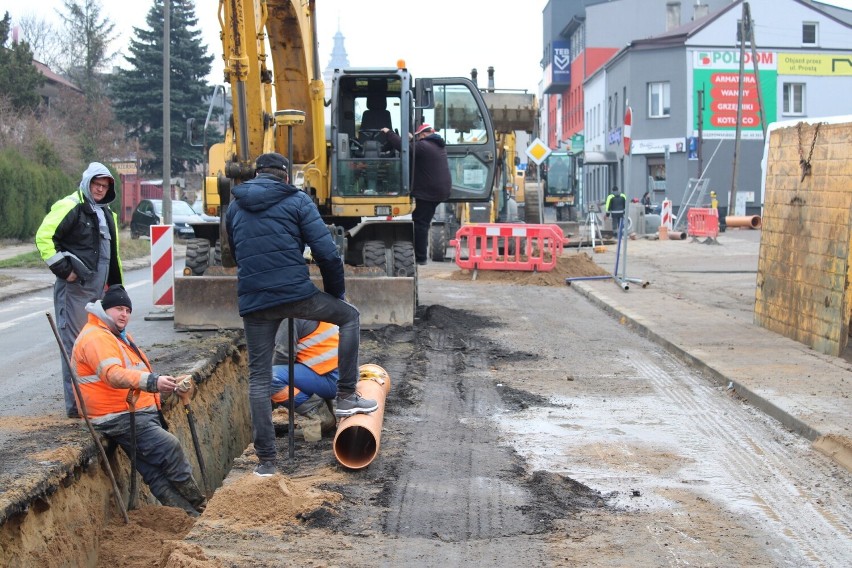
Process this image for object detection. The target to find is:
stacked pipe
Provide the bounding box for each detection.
[333,364,391,469]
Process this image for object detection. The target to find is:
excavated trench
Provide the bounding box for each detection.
[0,333,251,567]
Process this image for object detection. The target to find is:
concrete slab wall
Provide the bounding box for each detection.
[755,119,852,356]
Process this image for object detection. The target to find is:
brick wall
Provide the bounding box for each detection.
[755,120,852,356]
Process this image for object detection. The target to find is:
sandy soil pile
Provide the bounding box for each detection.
[97,505,195,567]
[199,467,343,530]
[446,252,611,286]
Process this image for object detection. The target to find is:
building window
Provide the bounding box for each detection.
[648,82,670,118]
[782,83,805,115]
[802,22,818,45]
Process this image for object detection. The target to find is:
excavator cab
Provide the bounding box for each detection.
[334,76,402,197]
[328,69,496,278]
[330,71,496,205]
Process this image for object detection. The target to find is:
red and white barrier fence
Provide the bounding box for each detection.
[449,223,569,272]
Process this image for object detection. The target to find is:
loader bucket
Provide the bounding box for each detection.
[173,273,415,331]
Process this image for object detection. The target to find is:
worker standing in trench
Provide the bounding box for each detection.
[71,285,207,517]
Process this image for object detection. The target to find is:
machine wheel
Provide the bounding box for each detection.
[184,238,211,276]
[212,241,222,266]
[130,227,140,240]
[363,240,387,274]
[392,241,415,277]
[429,225,448,262]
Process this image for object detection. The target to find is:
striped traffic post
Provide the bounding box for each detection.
[149,225,174,314]
[660,198,673,239]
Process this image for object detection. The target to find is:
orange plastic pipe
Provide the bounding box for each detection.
[725,215,762,229]
[333,364,392,470]
[667,231,687,240]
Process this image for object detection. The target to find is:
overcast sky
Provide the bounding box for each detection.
[2,0,851,96]
[2,0,546,95]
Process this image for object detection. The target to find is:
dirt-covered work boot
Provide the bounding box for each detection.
[294,394,337,441]
[156,485,200,517]
[173,478,207,514]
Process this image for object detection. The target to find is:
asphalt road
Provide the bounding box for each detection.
[0,264,199,419]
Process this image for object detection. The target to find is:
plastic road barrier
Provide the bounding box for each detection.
[449,223,569,272]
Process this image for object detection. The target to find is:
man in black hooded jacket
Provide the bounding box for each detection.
[36,162,123,418]
[383,123,452,265]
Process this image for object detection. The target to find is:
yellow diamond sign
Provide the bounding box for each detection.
[525,138,552,165]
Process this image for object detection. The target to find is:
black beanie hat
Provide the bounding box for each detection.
[102,285,132,312]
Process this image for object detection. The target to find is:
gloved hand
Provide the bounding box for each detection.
[175,375,194,403]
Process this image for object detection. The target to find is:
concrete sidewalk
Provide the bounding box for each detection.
[568,229,851,471]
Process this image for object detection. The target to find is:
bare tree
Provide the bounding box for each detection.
[17,14,64,69]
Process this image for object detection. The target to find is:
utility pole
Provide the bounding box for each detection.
[697,86,705,177]
[162,0,172,224]
[746,2,767,140]
[729,2,750,217]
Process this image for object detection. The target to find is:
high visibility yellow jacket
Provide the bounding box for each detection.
[72,313,159,424]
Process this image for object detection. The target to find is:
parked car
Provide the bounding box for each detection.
[130,199,204,240]
[192,199,220,223]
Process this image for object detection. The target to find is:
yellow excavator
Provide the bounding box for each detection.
[428,67,537,261]
[176,0,497,329]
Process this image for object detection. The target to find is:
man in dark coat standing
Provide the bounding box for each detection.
[225,152,377,477]
[383,123,452,265]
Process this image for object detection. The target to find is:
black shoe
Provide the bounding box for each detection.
[254,460,276,477]
[416,259,428,266]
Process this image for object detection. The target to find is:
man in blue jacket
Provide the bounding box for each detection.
[225,152,377,477]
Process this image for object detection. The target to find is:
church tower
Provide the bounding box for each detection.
[323,20,350,98]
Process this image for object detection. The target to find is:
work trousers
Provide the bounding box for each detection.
[610,213,624,236]
[271,363,339,406]
[242,292,360,462]
[412,199,440,263]
[96,410,194,505]
[54,261,110,417]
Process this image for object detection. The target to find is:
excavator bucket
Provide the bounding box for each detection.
[481,92,537,133]
[173,273,415,331]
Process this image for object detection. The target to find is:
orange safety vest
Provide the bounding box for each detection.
[296,321,339,375]
[72,314,159,424]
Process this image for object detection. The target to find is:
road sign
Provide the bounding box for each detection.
[624,106,632,155]
[525,138,552,165]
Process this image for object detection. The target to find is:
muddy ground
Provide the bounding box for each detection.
[33,251,852,566]
[92,254,611,567]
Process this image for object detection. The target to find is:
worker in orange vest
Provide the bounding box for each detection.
[72,285,207,516]
[267,320,338,445]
